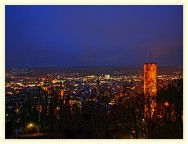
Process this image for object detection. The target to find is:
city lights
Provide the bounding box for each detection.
[5,5,183,139]
[5,67,183,139]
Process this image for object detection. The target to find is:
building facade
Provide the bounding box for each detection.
[144,62,157,117]
[144,63,157,97]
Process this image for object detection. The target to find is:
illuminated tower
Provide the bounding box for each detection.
[144,62,157,117]
[144,63,157,97]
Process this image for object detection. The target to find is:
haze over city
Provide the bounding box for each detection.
[6,5,183,68]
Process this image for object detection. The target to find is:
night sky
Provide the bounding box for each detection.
[5,5,183,68]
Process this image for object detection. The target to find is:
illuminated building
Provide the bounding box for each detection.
[144,62,157,117]
[144,63,157,97]
[105,74,110,80]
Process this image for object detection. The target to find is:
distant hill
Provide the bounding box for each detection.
[6,65,183,76]
[157,65,183,75]
[63,65,182,75]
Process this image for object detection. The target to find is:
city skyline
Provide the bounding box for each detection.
[4,4,184,140]
[5,5,183,68]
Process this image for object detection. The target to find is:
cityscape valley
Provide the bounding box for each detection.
[5,5,183,139]
[5,65,183,139]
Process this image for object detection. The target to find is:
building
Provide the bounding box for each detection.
[104,74,110,80]
[144,62,157,117]
[144,63,157,97]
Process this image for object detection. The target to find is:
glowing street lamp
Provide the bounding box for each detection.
[27,123,34,128]
[164,102,169,107]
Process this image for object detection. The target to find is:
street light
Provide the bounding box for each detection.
[164,102,169,107]
[28,123,33,128]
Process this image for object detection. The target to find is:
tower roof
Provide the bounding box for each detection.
[144,62,156,65]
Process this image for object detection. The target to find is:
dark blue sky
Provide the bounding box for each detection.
[5,5,183,68]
